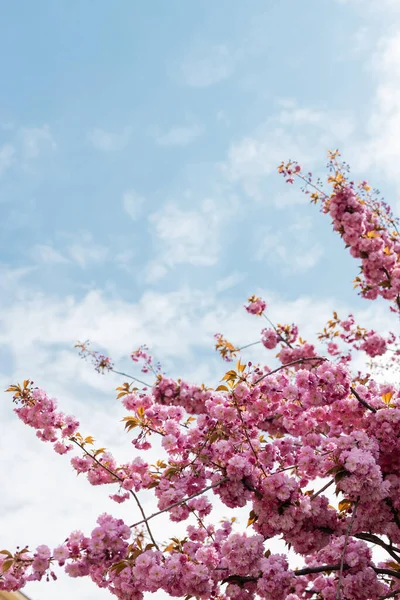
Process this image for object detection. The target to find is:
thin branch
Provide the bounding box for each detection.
[355,533,400,563]
[375,568,400,580]
[221,563,400,588]
[129,477,229,528]
[262,313,294,349]
[310,479,334,501]
[385,498,400,530]
[337,499,359,600]
[237,341,262,351]
[72,439,159,550]
[350,386,377,413]
[380,591,400,600]
[112,369,151,388]
[232,392,268,478]
[254,356,326,385]
[295,564,343,576]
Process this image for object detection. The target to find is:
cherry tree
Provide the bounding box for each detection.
[2,151,400,600]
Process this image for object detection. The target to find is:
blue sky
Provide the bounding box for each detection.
[2,1,400,599]
[0,0,384,305]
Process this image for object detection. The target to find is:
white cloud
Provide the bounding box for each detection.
[144,261,169,284]
[256,217,324,273]
[115,248,136,274]
[0,277,396,600]
[221,103,354,201]
[122,190,145,221]
[0,264,36,294]
[216,272,245,293]
[147,198,222,280]
[33,244,70,265]
[66,232,108,268]
[19,125,56,159]
[87,127,131,152]
[182,44,234,87]
[337,0,400,10]
[0,143,15,175]
[355,32,400,191]
[155,124,204,147]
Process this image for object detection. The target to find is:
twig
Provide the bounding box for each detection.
[337,498,359,600]
[385,498,400,530]
[310,479,334,501]
[380,591,400,600]
[375,568,400,580]
[112,369,151,388]
[129,477,229,528]
[350,386,377,413]
[355,533,400,564]
[222,563,400,588]
[232,392,268,478]
[262,313,294,349]
[237,341,262,351]
[72,439,159,550]
[254,356,326,385]
[295,564,344,576]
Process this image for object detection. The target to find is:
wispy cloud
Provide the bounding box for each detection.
[0,143,15,175]
[87,127,131,151]
[0,264,36,292]
[19,125,56,159]
[66,233,108,268]
[216,272,245,292]
[221,102,354,201]
[122,190,145,221]
[146,199,222,282]
[255,217,324,273]
[155,124,204,147]
[182,44,234,87]
[33,244,70,265]
[355,31,400,192]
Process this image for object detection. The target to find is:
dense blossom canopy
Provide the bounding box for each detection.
[2,152,400,600]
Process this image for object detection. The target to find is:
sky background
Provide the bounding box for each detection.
[1,1,400,599]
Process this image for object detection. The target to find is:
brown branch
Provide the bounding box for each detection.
[355,533,400,563]
[129,477,229,528]
[262,314,294,349]
[337,499,359,600]
[350,386,377,413]
[385,498,400,530]
[310,479,334,501]
[237,341,262,351]
[254,356,327,385]
[112,368,151,388]
[72,439,159,550]
[295,564,343,576]
[232,392,268,478]
[380,591,400,600]
[375,568,400,580]
[221,563,400,588]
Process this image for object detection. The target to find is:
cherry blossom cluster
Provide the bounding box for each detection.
[3,154,400,600]
[131,345,162,375]
[75,340,114,373]
[279,150,400,311]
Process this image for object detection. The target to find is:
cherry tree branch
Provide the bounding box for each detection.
[254,356,327,385]
[129,477,229,528]
[350,386,377,413]
[355,533,400,564]
[222,563,400,587]
[379,591,400,600]
[112,368,151,388]
[310,479,334,500]
[262,313,294,348]
[337,499,359,600]
[72,439,159,550]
